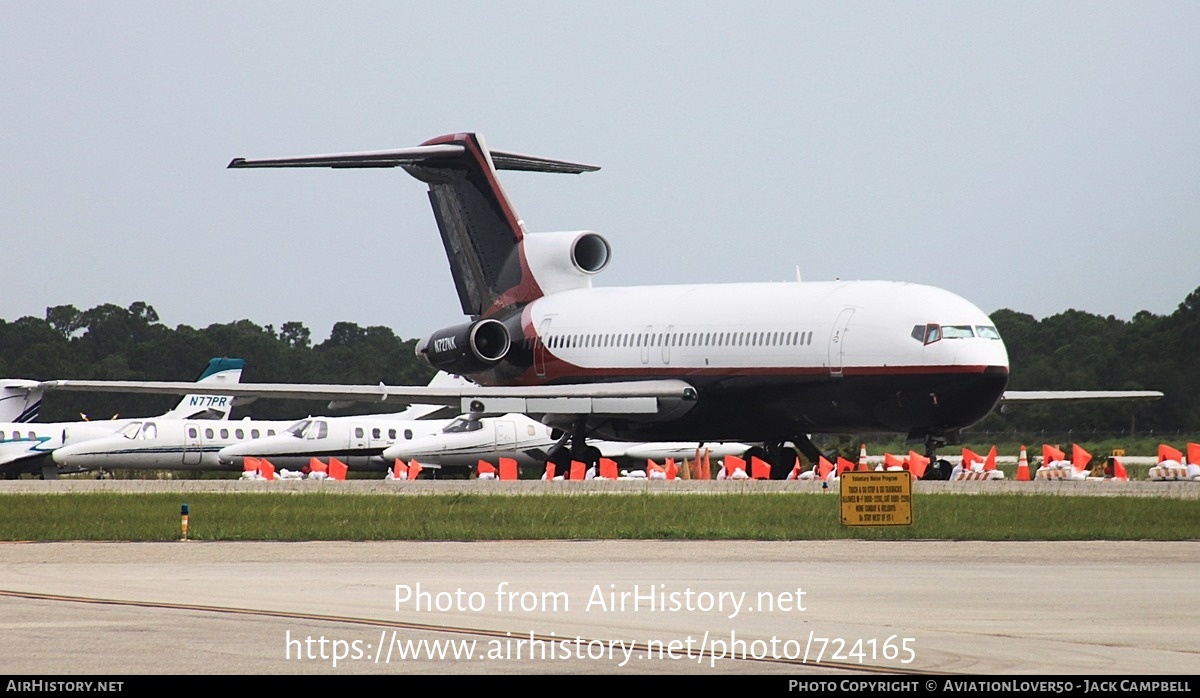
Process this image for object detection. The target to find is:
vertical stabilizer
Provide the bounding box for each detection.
[0,380,43,423]
[158,358,245,420]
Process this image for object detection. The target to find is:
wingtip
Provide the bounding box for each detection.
[227,158,246,169]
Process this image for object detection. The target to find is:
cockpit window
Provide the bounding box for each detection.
[286,420,311,438]
[915,323,997,344]
[443,417,484,434]
[141,422,157,440]
[912,323,944,344]
[118,422,142,439]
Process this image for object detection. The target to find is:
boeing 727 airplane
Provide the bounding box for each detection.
[38,133,1162,478]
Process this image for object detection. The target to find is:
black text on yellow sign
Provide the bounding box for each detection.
[839,471,913,526]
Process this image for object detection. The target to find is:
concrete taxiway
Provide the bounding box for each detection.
[1,478,1197,675]
[1,539,1198,675]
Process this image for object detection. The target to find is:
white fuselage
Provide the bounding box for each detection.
[484,279,1009,442]
[216,414,461,471]
[51,418,296,472]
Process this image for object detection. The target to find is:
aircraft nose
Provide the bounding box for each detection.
[954,340,1010,371]
[51,440,95,466]
[216,442,250,465]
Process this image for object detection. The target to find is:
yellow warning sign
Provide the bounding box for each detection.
[840,471,913,526]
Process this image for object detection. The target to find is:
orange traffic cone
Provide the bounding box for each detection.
[1016,445,1031,481]
[857,443,869,471]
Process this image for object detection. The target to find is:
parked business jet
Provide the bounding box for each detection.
[38,133,1162,478]
[375,412,746,474]
[51,371,471,474]
[51,415,300,473]
[1,358,244,479]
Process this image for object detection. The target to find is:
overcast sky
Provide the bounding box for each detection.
[3,2,1197,343]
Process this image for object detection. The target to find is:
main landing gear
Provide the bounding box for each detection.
[546,419,602,477]
[745,435,827,480]
[920,431,956,480]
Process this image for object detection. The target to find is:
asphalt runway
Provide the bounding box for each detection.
[1,479,1198,675]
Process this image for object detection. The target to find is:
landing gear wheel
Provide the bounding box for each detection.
[770,444,798,480]
[577,445,602,474]
[549,448,573,478]
[924,458,952,480]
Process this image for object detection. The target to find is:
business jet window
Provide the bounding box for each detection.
[942,325,975,339]
[975,325,1001,340]
[141,422,157,440]
[188,427,198,438]
[220,428,229,439]
[443,417,483,433]
[205,428,214,439]
[235,429,244,439]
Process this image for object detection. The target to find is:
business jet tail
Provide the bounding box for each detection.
[158,358,245,420]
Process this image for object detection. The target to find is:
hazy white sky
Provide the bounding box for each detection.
[3,2,1197,342]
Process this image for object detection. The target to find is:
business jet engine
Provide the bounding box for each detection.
[417,318,512,374]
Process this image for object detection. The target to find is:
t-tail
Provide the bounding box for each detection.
[230,133,610,377]
[158,357,245,420]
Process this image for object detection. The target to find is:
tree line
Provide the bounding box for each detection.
[1,287,1197,431]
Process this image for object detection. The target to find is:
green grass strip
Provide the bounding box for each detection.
[1,493,1198,541]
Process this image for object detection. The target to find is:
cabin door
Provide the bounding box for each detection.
[183,423,202,466]
[827,308,855,376]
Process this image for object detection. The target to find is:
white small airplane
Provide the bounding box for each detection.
[209,408,745,477]
[1,358,244,479]
[37,133,1163,478]
[49,371,471,475]
[376,412,746,474]
[51,415,300,473]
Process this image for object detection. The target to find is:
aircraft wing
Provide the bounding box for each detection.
[1001,390,1163,402]
[36,379,698,418]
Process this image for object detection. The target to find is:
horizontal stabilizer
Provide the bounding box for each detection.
[229,145,599,174]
